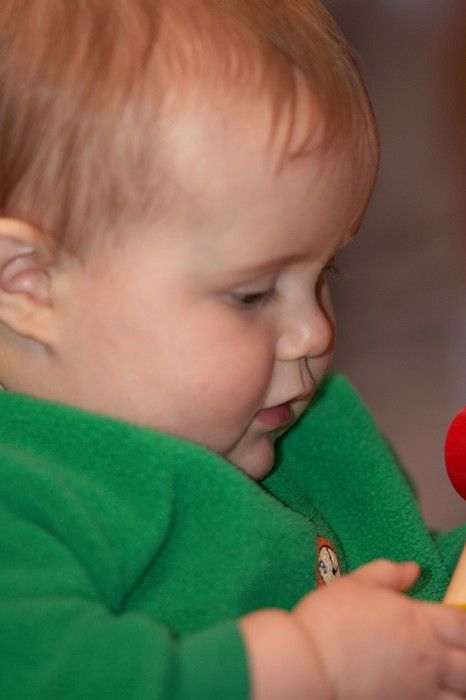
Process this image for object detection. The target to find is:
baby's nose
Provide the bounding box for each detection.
[275,299,335,362]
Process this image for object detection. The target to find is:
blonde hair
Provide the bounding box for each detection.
[0,0,378,261]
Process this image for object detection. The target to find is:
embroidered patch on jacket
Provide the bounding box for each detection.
[317,537,341,586]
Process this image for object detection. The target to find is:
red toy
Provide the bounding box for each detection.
[445,406,466,500]
[443,407,466,609]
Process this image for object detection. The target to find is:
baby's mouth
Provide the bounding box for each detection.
[254,402,293,430]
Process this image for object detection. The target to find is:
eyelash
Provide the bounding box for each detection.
[323,261,343,277]
[231,289,275,310]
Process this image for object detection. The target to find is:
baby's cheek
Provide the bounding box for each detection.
[183,333,273,445]
[209,340,272,414]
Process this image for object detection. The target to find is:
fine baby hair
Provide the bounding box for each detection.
[0,0,377,262]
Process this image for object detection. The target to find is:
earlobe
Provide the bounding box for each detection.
[0,218,56,344]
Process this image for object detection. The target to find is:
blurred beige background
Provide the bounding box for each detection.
[323,0,466,528]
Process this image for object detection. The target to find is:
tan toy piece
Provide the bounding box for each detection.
[444,544,466,610]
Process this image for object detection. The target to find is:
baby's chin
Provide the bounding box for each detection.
[224,402,308,480]
[225,433,278,481]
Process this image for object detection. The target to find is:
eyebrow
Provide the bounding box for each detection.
[226,254,302,279]
[220,223,360,287]
[226,232,357,279]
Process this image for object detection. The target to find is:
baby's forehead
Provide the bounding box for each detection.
[146,97,371,267]
[155,4,378,197]
[158,76,375,223]
[162,77,320,174]
[164,32,346,150]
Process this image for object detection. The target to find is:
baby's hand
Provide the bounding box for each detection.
[293,559,466,700]
[240,560,466,700]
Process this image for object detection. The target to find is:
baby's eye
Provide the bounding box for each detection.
[230,289,274,310]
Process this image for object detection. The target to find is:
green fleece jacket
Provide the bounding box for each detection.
[0,374,464,699]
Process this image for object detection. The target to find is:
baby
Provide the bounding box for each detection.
[0,1,465,699]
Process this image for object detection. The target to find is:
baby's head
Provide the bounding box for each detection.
[0,0,378,478]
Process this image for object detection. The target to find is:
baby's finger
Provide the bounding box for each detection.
[351,559,420,591]
[426,604,466,648]
[442,649,466,695]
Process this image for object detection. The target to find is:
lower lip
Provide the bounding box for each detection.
[255,403,292,429]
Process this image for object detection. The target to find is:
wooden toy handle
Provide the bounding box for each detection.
[444,544,466,609]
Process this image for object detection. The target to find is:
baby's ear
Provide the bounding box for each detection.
[0,218,57,344]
